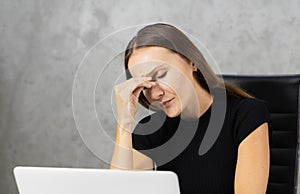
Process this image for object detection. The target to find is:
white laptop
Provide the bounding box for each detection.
[13,166,180,194]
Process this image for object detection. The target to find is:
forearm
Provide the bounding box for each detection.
[109,123,134,170]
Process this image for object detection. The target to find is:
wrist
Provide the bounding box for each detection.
[117,122,133,134]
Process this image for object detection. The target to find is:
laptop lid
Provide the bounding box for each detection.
[13,166,180,194]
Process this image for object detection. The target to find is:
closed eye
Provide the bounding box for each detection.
[155,70,167,79]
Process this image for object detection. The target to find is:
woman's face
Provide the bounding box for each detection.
[128,46,200,118]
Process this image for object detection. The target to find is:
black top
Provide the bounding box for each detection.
[132,88,273,194]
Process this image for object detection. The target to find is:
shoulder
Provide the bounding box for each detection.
[133,111,177,135]
[212,88,267,113]
[225,91,272,145]
[132,111,179,152]
[232,96,270,118]
[222,88,268,114]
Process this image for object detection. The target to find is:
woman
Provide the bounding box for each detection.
[110,23,272,194]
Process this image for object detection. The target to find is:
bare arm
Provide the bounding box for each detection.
[110,77,155,170]
[234,122,270,194]
[109,123,154,170]
[109,123,134,170]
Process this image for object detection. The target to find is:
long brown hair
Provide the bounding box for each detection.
[124,23,253,109]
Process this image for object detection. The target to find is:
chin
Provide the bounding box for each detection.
[164,108,181,118]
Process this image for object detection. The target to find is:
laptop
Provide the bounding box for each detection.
[13,166,181,194]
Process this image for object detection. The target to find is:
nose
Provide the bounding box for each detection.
[147,82,164,101]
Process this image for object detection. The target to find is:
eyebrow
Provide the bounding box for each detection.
[142,64,165,77]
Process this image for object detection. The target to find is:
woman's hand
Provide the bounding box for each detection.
[114,77,155,132]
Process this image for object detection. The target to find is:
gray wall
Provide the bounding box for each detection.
[1,0,299,193]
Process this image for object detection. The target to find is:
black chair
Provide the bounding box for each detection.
[221,74,300,194]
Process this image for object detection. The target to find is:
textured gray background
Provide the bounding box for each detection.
[1,0,300,193]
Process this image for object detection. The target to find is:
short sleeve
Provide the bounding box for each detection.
[132,111,173,159]
[233,98,272,146]
[132,115,154,152]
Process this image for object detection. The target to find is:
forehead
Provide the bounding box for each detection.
[128,46,181,77]
[128,61,167,77]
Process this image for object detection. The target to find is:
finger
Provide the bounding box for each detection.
[130,76,153,86]
[132,80,154,97]
[132,76,152,80]
[132,85,146,99]
[130,79,155,93]
[115,77,154,95]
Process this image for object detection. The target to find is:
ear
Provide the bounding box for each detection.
[191,63,197,72]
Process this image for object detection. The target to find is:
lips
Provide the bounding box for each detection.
[162,98,174,107]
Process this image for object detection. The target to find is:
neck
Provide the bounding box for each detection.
[181,84,213,120]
